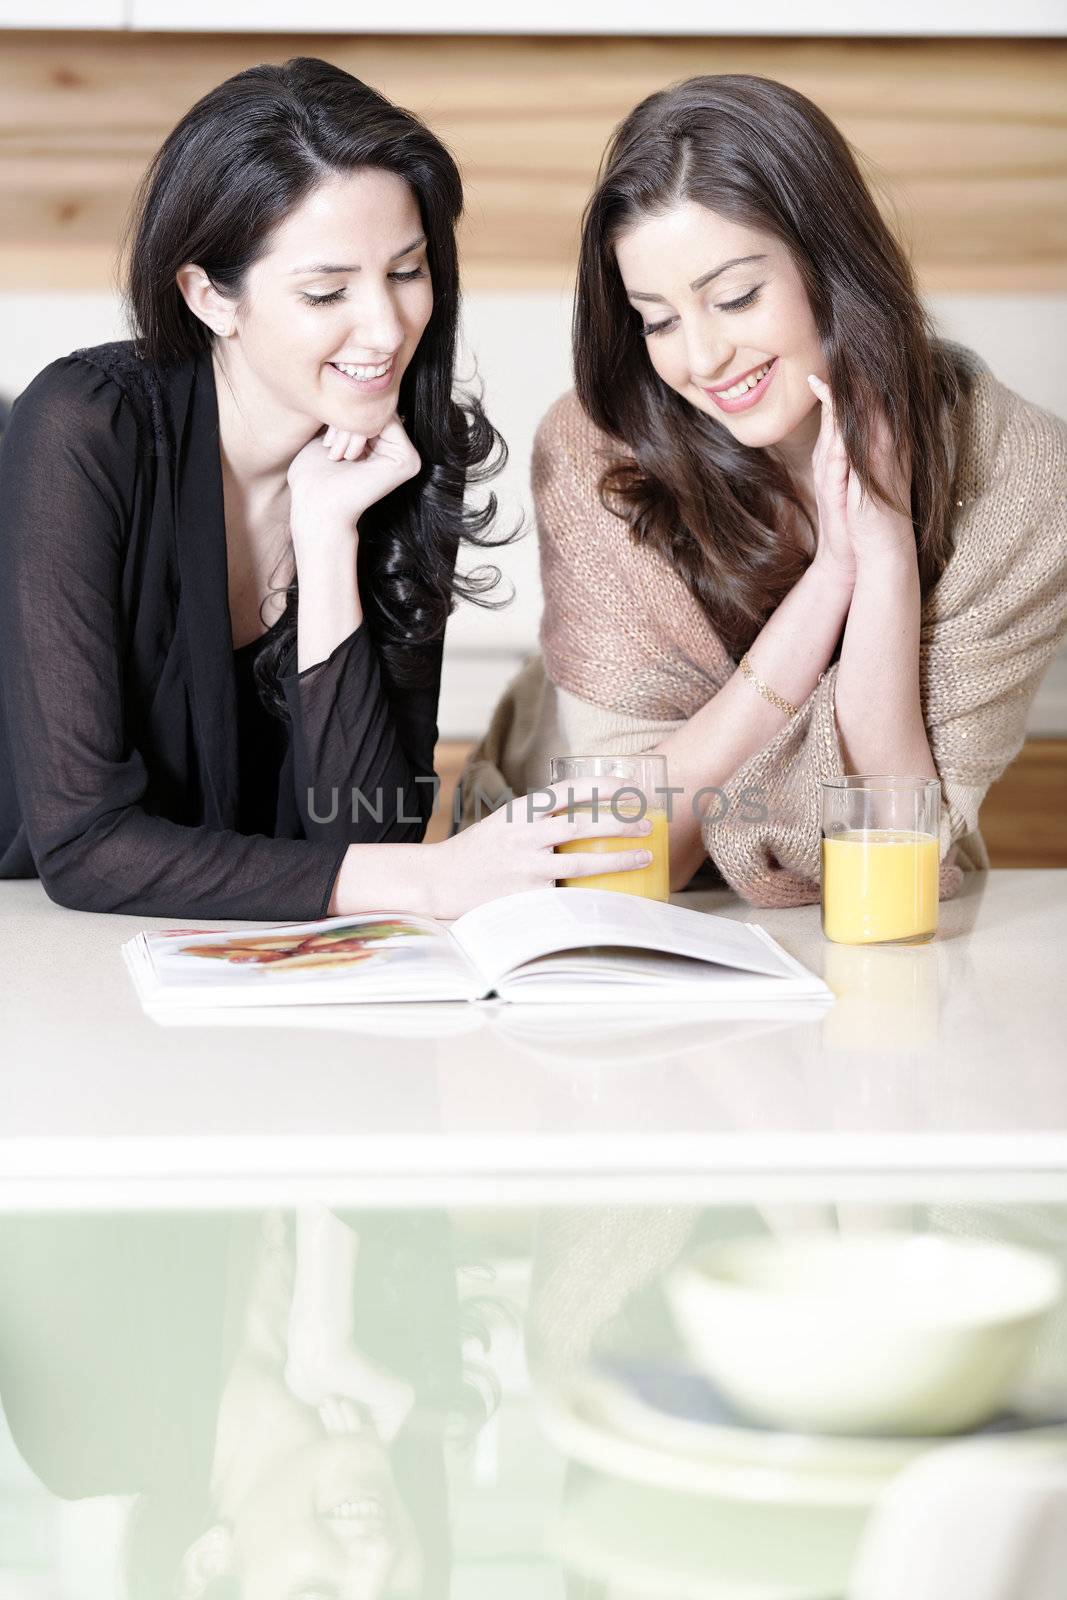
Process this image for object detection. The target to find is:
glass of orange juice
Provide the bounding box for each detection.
[549,754,671,901]
[820,776,941,945]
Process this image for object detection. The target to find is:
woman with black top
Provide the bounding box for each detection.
[0,57,651,921]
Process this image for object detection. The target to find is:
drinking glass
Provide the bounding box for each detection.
[549,754,671,901]
[820,776,941,945]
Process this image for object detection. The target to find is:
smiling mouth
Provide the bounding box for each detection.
[328,358,395,389]
[707,359,774,397]
[323,1496,389,1531]
[703,357,778,413]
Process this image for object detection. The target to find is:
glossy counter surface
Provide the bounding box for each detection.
[2,871,1065,1207]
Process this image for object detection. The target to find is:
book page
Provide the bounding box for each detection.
[449,888,808,990]
[494,950,831,1008]
[135,912,484,1008]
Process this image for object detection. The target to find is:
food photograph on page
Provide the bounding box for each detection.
[0,4,1066,1599]
[172,920,435,970]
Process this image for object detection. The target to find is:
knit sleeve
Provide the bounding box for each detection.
[535,391,727,719]
[701,388,1067,908]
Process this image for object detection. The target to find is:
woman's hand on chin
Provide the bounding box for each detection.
[845,404,917,571]
[285,1340,415,1444]
[807,374,916,575]
[286,412,422,539]
[805,372,857,592]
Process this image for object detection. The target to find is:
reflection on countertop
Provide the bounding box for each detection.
[1,1202,1065,1598]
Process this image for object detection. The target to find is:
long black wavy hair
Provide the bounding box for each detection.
[123,55,513,711]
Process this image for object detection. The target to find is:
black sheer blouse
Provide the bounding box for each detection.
[233,624,290,840]
[0,342,446,919]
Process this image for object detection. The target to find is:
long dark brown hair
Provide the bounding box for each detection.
[124,56,514,709]
[574,73,971,659]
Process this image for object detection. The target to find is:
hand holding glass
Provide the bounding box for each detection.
[550,754,671,901]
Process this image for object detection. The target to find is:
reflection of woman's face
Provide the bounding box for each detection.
[230,1433,421,1599]
[613,201,824,468]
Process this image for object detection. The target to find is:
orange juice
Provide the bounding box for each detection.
[821,828,938,945]
[555,804,671,900]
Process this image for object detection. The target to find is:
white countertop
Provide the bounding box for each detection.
[3,872,1066,1208]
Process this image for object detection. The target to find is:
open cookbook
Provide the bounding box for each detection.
[122,887,833,1015]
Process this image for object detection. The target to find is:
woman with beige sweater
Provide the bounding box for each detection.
[459,74,1067,906]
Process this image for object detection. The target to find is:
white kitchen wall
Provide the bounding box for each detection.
[1,288,1064,737]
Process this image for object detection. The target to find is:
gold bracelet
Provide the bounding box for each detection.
[738,652,799,719]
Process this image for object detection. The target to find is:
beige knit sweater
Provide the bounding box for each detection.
[459,341,1067,906]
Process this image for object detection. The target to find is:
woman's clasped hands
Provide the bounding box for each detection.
[806,372,916,586]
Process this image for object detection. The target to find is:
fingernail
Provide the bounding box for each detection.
[807,374,820,390]
[637,850,653,864]
[640,820,653,833]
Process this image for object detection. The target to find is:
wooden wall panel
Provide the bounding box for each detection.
[0,31,1064,291]
[975,740,1067,869]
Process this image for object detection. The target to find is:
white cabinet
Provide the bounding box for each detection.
[3,0,1065,32]
[125,1,1067,36]
[0,0,125,22]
